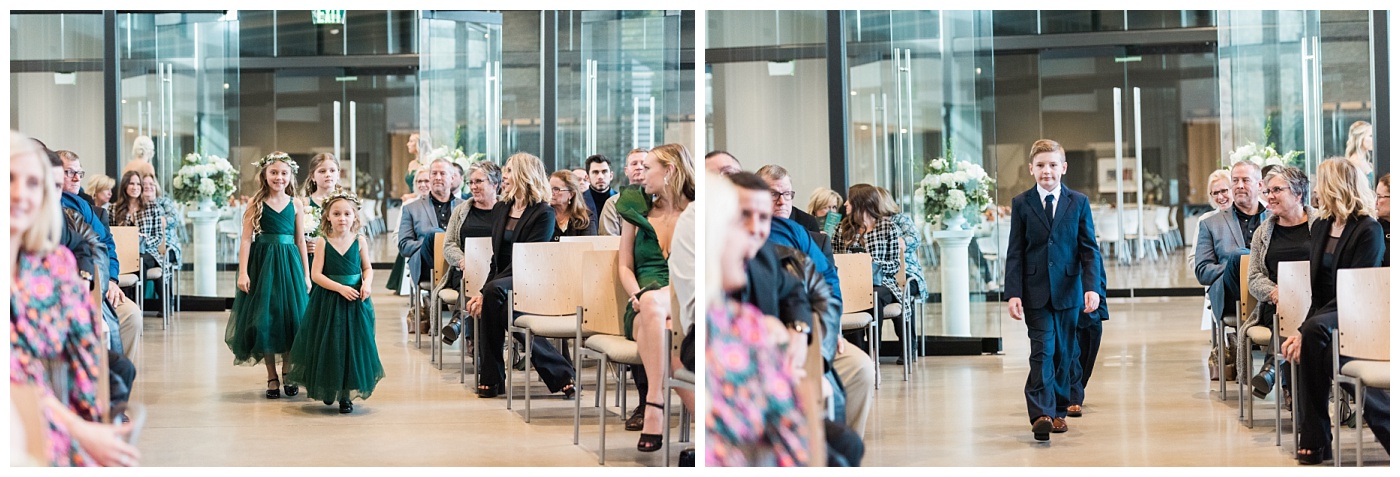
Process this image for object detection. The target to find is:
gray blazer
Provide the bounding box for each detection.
[1193,206,1269,320]
[398,195,461,286]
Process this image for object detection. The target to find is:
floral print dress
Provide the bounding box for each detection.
[706,301,809,466]
[10,248,104,466]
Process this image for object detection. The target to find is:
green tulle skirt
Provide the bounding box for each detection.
[285,276,385,404]
[225,236,308,365]
[386,254,406,292]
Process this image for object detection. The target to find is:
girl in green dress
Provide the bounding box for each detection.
[224,152,311,399]
[302,152,342,265]
[286,192,385,413]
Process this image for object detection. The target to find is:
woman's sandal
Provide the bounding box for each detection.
[1296,447,1331,465]
[282,373,299,397]
[266,378,281,399]
[561,383,576,400]
[637,402,665,452]
[477,383,502,398]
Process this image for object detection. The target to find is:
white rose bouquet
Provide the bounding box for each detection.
[915,150,993,227]
[172,152,239,207]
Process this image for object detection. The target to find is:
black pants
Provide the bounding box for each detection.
[1024,306,1079,422]
[109,351,136,404]
[479,276,575,392]
[1296,310,1390,453]
[1069,317,1102,406]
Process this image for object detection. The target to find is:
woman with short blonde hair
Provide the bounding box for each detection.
[1314,157,1375,221]
[807,187,843,222]
[85,173,117,210]
[501,152,551,206]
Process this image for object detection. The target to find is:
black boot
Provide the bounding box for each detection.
[1251,355,1276,399]
[441,315,461,345]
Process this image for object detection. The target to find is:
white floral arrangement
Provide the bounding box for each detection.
[303,201,324,238]
[914,155,994,226]
[172,152,238,207]
[423,146,486,194]
[1228,141,1302,168]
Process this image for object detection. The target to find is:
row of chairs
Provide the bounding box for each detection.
[407,234,695,465]
[1217,256,1390,466]
[1092,205,1184,262]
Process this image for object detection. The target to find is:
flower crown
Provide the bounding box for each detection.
[321,188,361,208]
[256,152,299,174]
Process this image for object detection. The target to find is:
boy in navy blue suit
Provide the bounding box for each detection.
[1004,139,1103,442]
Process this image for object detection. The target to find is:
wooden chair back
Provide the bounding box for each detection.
[834,253,874,314]
[560,235,622,251]
[1337,267,1390,361]
[458,237,493,298]
[581,249,627,337]
[10,383,51,463]
[1275,261,1311,338]
[110,226,141,276]
[432,232,448,284]
[1239,254,1256,319]
[799,310,827,466]
[512,242,593,315]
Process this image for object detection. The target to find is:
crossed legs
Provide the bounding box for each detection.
[634,286,694,448]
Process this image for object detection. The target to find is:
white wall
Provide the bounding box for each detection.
[710,59,831,203]
[12,72,107,177]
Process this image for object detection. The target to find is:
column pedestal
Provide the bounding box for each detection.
[187,206,221,296]
[928,228,974,337]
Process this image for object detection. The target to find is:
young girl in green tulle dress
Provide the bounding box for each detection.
[285,192,385,413]
[224,152,311,399]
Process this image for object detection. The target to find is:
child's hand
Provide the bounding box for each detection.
[1082,291,1100,314]
[1007,297,1025,320]
[359,283,372,301]
[305,277,312,292]
[305,238,317,254]
[337,285,360,301]
[238,273,251,293]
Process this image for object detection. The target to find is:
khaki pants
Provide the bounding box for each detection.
[115,300,142,364]
[833,339,875,438]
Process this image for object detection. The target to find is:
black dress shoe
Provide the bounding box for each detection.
[442,318,461,345]
[339,401,353,414]
[678,448,695,467]
[1251,356,1276,399]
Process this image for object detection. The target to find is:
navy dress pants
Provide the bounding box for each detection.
[1024,306,1079,423]
[1069,316,1103,407]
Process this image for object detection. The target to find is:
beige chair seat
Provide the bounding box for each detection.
[437,288,460,304]
[145,268,162,280]
[1246,326,1272,346]
[583,335,641,365]
[841,313,872,331]
[515,314,587,338]
[1223,315,1239,328]
[1339,360,1390,389]
[674,368,694,384]
[117,273,139,288]
[882,302,902,319]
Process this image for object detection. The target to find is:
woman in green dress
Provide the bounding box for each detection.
[618,143,694,452]
[286,192,385,413]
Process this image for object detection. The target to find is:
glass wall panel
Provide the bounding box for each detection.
[419,12,503,171]
[1218,10,1322,172]
[708,10,827,49]
[500,11,542,157]
[9,13,107,177]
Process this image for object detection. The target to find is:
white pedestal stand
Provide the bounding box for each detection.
[187,201,221,296]
[928,228,974,337]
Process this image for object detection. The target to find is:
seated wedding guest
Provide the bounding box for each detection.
[808,187,843,228]
[875,186,927,363]
[55,151,97,210]
[582,154,616,226]
[398,158,462,332]
[387,165,432,295]
[440,161,502,345]
[617,144,695,452]
[704,150,742,175]
[110,171,166,295]
[1241,166,1315,401]
[84,173,115,224]
[757,164,821,233]
[10,131,141,467]
[599,148,648,236]
[668,169,698,466]
[124,135,156,178]
[1195,160,1266,382]
[832,184,907,354]
[142,173,182,300]
[705,172,810,467]
[1187,169,1232,275]
[571,167,588,193]
[1377,174,1390,267]
[465,153,575,399]
[1280,157,1388,464]
[548,170,596,239]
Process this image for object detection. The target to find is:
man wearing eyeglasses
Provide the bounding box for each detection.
[756,164,823,233]
[1194,160,1268,381]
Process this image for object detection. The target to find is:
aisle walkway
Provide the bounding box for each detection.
[133,274,674,466]
[861,297,1391,466]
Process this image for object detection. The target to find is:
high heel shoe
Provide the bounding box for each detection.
[637,402,665,452]
[477,383,502,398]
[561,383,576,400]
[282,374,299,397]
[1296,447,1332,465]
[266,378,281,399]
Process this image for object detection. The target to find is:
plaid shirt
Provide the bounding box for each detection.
[832,216,905,307]
[153,196,183,269]
[888,213,928,300]
[128,205,166,269]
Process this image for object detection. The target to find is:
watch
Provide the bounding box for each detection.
[788,321,811,334]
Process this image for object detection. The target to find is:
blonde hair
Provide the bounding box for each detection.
[1207,169,1231,189]
[649,143,696,205]
[302,152,340,196]
[11,131,62,254]
[807,187,843,216]
[549,170,591,231]
[1029,139,1065,161]
[1314,157,1375,221]
[873,186,901,217]
[247,151,299,234]
[502,152,549,206]
[132,135,155,161]
[317,194,363,238]
[1345,121,1371,159]
[706,172,739,302]
[85,173,116,199]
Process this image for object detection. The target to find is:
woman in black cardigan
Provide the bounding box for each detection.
[466,153,575,398]
[1281,158,1389,464]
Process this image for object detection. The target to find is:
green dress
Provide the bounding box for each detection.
[286,238,386,405]
[617,187,669,340]
[225,202,309,365]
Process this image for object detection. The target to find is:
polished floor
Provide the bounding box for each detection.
[862,296,1391,467]
[132,272,684,467]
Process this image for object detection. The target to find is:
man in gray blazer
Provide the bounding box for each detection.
[399,158,463,290]
[1194,160,1267,372]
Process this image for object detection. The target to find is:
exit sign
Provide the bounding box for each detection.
[312,10,345,25]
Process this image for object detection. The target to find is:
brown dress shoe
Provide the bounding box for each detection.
[1051,417,1068,433]
[1067,404,1083,417]
[1032,416,1053,441]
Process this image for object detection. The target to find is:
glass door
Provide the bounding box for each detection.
[119,12,240,297]
[419,11,503,168]
[1218,11,1323,173]
[562,10,684,171]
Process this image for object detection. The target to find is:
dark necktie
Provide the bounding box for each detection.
[1044,194,1055,225]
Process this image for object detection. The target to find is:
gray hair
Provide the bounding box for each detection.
[1264,166,1309,200]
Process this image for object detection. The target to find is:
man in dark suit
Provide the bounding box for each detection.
[581,154,616,227]
[757,164,823,233]
[1068,257,1108,418]
[1004,139,1102,442]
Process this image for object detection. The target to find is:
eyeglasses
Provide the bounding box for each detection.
[1261,186,1291,197]
[1378,195,1391,200]
[63,169,85,178]
[469,179,491,186]
[551,187,572,194]
[770,191,795,201]
[1209,188,1230,197]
